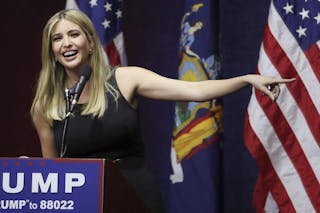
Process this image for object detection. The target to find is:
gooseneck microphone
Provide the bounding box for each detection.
[67,64,92,116]
[60,64,92,157]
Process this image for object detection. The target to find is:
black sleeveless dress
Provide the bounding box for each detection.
[53,71,164,213]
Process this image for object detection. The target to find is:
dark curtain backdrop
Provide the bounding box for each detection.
[220,1,270,212]
[0,0,270,212]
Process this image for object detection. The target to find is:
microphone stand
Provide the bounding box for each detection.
[59,64,91,157]
[60,88,73,158]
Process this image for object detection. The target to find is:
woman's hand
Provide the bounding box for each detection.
[245,74,296,101]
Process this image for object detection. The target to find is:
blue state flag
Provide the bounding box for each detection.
[168,0,222,212]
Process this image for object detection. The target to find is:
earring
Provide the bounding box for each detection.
[89,48,93,55]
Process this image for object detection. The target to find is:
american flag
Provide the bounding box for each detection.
[244,0,320,212]
[66,0,127,66]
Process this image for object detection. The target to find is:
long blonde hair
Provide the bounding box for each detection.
[30,9,119,123]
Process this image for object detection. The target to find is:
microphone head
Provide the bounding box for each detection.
[79,64,92,80]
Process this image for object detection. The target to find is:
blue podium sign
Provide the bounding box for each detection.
[0,158,105,212]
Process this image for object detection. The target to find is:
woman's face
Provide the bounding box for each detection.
[51,19,92,73]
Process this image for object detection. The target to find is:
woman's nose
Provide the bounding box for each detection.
[63,37,72,47]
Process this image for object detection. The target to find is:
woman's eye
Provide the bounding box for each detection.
[52,37,61,42]
[71,33,79,37]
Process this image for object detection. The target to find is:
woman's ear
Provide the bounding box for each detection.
[90,38,94,50]
[88,37,94,55]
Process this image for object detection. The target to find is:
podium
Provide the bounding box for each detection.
[0,158,149,213]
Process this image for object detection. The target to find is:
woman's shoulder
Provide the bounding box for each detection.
[114,65,140,73]
[113,66,135,83]
[108,66,133,81]
[112,66,142,108]
[114,66,151,78]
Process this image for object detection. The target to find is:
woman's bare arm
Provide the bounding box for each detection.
[115,66,295,103]
[32,112,58,158]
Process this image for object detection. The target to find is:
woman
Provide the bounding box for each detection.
[30,9,294,213]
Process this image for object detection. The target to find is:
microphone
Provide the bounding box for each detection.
[67,64,92,115]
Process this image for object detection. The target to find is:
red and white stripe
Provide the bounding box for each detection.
[245,1,320,212]
[104,32,127,66]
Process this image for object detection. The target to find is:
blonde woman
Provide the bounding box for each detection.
[30,9,294,213]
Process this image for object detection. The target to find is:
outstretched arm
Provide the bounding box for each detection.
[115,66,295,103]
